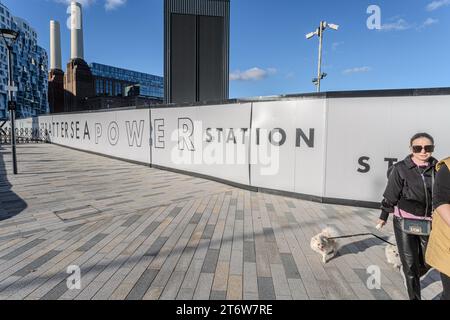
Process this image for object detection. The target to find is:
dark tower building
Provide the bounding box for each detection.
[164,0,230,104]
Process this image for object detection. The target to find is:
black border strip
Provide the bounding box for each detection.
[41,86,450,117]
[151,164,258,192]
[48,142,381,209]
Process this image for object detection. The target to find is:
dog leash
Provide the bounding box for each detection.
[328,233,396,246]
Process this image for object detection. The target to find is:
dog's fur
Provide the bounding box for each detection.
[310,227,339,264]
[385,245,402,270]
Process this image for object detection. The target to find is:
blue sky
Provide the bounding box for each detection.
[2,0,450,98]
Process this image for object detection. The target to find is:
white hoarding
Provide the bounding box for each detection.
[4,93,449,207]
[325,95,450,203]
[250,100,326,197]
[151,104,252,185]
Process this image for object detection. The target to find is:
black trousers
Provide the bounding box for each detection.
[441,273,450,300]
[393,217,430,300]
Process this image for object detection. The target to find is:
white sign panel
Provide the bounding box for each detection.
[151,104,252,185]
[325,95,450,203]
[250,100,326,197]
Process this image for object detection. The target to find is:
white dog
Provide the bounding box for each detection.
[310,227,339,264]
[385,244,403,270]
[385,244,407,288]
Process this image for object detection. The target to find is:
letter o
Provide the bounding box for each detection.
[269,128,287,147]
[108,122,119,146]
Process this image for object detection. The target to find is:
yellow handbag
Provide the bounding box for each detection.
[426,158,450,277]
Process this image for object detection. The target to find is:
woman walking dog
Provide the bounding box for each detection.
[377,133,438,300]
[426,157,450,300]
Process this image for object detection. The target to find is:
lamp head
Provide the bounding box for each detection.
[327,23,340,31]
[0,28,19,47]
[306,30,318,40]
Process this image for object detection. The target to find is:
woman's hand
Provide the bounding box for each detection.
[376,219,387,230]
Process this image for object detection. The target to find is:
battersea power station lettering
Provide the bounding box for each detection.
[40,120,145,147]
[154,118,316,150]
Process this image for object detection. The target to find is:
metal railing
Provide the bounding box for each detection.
[0,127,50,145]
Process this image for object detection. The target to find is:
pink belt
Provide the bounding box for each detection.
[394,207,432,221]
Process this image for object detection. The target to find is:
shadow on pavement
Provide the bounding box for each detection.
[0,144,28,222]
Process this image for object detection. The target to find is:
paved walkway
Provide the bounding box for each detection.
[0,143,443,300]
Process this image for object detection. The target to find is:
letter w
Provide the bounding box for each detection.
[126,120,145,147]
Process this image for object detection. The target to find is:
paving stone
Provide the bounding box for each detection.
[126,269,158,300]
[280,253,301,280]
[257,277,276,300]
[201,249,220,274]
[0,239,46,260]
[13,250,61,277]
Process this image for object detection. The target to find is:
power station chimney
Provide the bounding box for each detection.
[64,1,94,112]
[50,20,62,70]
[70,1,84,60]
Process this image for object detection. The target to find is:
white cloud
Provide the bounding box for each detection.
[332,42,344,51]
[418,18,439,29]
[105,0,127,11]
[426,0,450,11]
[285,72,295,79]
[380,19,412,31]
[343,67,372,75]
[230,67,277,81]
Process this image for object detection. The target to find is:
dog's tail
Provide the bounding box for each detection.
[322,227,339,238]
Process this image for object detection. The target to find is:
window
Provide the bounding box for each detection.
[115,82,122,96]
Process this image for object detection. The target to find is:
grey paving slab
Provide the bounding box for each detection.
[40,280,68,300]
[13,250,61,277]
[280,253,301,280]
[0,239,46,260]
[243,241,256,263]
[257,277,276,301]
[126,269,158,300]
[210,290,227,300]
[77,234,108,252]
[201,249,220,274]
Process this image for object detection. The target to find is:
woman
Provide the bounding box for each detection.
[377,133,438,300]
[426,157,450,300]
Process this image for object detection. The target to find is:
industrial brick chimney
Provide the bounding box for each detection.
[48,20,65,113]
[64,1,94,112]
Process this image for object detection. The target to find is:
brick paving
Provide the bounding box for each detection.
[0,143,443,300]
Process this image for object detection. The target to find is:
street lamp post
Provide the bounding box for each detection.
[1,28,20,174]
[306,21,339,92]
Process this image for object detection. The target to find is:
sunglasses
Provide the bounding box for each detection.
[411,145,435,153]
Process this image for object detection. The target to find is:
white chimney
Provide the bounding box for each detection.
[50,20,62,70]
[70,1,84,60]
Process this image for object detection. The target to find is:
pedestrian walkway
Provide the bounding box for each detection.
[0,143,443,300]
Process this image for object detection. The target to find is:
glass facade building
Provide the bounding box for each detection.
[0,2,49,119]
[90,63,164,99]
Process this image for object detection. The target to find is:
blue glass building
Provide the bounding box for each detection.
[0,2,49,119]
[89,63,164,99]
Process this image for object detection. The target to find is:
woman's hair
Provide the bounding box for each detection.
[410,133,434,146]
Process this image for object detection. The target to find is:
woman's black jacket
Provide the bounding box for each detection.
[380,155,438,222]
